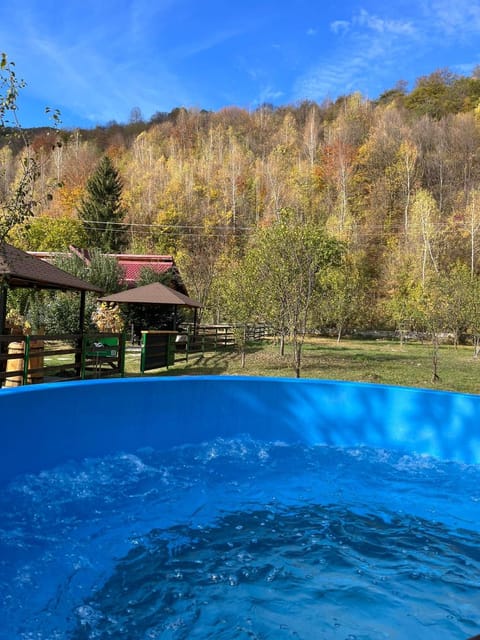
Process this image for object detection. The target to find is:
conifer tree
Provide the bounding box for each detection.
[77,155,128,252]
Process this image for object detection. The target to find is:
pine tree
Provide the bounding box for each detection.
[77,155,128,252]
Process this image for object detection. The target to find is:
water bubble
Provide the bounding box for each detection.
[75,604,102,627]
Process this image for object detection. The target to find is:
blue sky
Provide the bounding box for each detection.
[2,0,480,129]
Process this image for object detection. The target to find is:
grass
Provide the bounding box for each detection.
[123,337,480,396]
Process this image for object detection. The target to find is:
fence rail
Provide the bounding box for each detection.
[0,333,125,387]
[0,323,269,385]
[188,324,235,352]
[179,323,270,356]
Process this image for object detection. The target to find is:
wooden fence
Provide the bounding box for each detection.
[176,323,270,357]
[0,332,125,387]
[0,323,270,385]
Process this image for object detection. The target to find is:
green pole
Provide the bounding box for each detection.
[76,291,86,378]
[80,334,87,379]
[119,332,126,376]
[23,335,30,385]
[140,332,146,373]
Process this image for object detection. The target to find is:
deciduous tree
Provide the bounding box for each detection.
[248,214,344,377]
[0,55,40,239]
[213,251,261,367]
[316,253,368,342]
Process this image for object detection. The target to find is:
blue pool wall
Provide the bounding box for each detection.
[1,376,480,485]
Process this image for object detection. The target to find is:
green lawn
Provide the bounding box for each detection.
[123,337,480,395]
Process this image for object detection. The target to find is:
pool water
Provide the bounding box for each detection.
[1,437,480,639]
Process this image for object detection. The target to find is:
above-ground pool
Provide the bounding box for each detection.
[1,376,480,639]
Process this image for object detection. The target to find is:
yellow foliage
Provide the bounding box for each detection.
[5,310,31,335]
[91,303,125,333]
[57,185,84,216]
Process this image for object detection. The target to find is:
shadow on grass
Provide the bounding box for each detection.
[136,351,237,377]
[301,349,428,369]
[121,339,479,393]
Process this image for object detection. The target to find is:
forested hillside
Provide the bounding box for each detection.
[3,67,480,336]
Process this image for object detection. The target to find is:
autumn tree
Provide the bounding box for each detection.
[48,133,100,218]
[462,189,480,275]
[408,189,441,286]
[0,54,56,240]
[404,69,461,119]
[417,275,451,382]
[316,253,368,341]
[466,274,480,357]
[7,215,86,251]
[384,258,424,344]
[320,95,371,241]
[412,116,450,214]
[176,233,229,324]
[77,155,128,252]
[248,214,344,377]
[213,251,261,367]
[394,140,418,235]
[6,66,480,343]
[436,262,471,347]
[123,131,165,246]
[261,113,299,222]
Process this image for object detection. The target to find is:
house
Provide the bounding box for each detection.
[27,246,188,294]
[114,253,186,292]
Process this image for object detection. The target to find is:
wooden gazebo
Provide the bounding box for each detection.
[0,241,103,335]
[99,282,202,372]
[99,281,201,332]
[0,242,103,382]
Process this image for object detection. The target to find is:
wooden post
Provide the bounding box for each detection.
[0,283,6,336]
[119,332,126,376]
[173,305,178,330]
[75,290,86,378]
[193,307,198,336]
[0,284,7,382]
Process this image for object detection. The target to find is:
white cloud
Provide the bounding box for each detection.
[354,9,416,36]
[330,9,414,38]
[170,28,244,60]
[295,7,420,105]
[252,85,285,108]
[426,0,480,34]
[330,20,350,35]
[0,0,198,124]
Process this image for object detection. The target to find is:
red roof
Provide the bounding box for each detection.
[116,256,174,285]
[27,249,187,294]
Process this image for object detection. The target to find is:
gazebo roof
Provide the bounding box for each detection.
[99,282,201,308]
[0,242,102,292]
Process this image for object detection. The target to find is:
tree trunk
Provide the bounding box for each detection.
[473,335,480,358]
[293,341,302,378]
[431,333,440,383]
[453,329,459,349]
[241,325,247,368]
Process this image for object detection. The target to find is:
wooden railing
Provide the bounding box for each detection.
[173,323,270,363]
[187,324,236,352]
[0,323,270,384]
[0,332,125,387]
